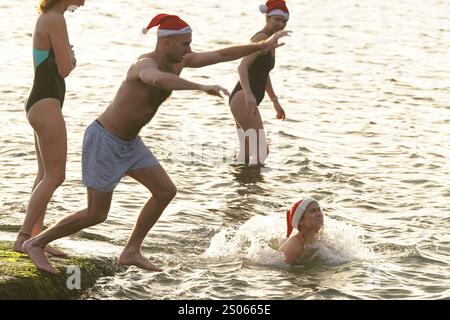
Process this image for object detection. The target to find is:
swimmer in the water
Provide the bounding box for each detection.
[279,198,324,264]
[229,0,290,165]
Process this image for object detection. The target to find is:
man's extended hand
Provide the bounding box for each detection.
[262,30,291,51]
[201,85,230,98]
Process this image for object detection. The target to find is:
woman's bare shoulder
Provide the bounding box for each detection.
[280,236,304,264]
[280,235,304,252]
[37,11,66,27]
[251,32,269,42]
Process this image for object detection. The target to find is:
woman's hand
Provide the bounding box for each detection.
[244,91,258,115]
[70,44,77,68]
[274,100,286,120]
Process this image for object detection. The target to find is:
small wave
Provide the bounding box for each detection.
[371,243,419,257]
[312,84,337,90]
[412,96,434,102]
[303,66,325,73]
[400,179,431,185]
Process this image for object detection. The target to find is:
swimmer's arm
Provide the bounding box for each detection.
[266,76,277,101]
[46,14,74,78]
[279,237,304,264]
[267,76,285,119]
[137,59,206,91]
[184,30,289,68]
[183,43,266,68]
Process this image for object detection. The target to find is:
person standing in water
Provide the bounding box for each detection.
[14,0,86,256]
[279,198,324,264]
[229,0,289,165]
[23,13,290,274]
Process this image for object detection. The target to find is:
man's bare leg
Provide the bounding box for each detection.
[23,188,113,274]
[118,165,177,272]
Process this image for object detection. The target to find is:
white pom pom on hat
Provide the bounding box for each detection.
[259,4,268,13]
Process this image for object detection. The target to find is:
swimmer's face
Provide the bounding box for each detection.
[299,202,324,232]
[267,15,288,32]
[165,33,192,63]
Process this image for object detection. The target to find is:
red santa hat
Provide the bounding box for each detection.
[286,197,317,238]
[142,14,192,37]
[259,0,290,20]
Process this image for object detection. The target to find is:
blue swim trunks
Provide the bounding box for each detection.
[82,120,159,192]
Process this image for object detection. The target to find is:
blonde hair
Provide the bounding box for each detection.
[37,0,60,14]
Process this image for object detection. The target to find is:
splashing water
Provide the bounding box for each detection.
[203,214,376,266]
[309,218,377,264]
[203,214,286,265]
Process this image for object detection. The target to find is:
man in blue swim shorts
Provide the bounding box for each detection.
[24,13,289,273]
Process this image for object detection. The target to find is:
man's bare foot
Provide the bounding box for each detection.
[23,240,59,274]
[118,251,162,272]
[45,245,67,257]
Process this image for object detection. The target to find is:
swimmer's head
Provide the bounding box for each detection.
[142,14,193,63]
[286,197,323,238]
[259,0,289,24]
[299,200,324,233]
[38,0,85,14]
[260,0,289,31]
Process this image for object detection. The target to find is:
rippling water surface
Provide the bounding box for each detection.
[0,0,449,299]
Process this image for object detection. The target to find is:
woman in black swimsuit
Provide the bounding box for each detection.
[229,0,289,165]
[13,0,85,256]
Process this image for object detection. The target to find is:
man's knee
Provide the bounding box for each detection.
[154,184,177,203]
[85,211,108,226]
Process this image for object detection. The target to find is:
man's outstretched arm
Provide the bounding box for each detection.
[137,59,229,97]
[184,30,290,68]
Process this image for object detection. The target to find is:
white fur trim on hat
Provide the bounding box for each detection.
[292,197,317,230]
[259,4,268,13]
[156,26,192,37]
[267,9,289,19]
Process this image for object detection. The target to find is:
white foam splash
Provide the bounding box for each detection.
[203,215,286,266]
[203,214,376,266]
[309,218,377,264]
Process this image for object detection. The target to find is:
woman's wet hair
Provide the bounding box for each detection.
[38,0,60,14]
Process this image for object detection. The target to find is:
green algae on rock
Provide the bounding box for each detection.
[0,240,124,299]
